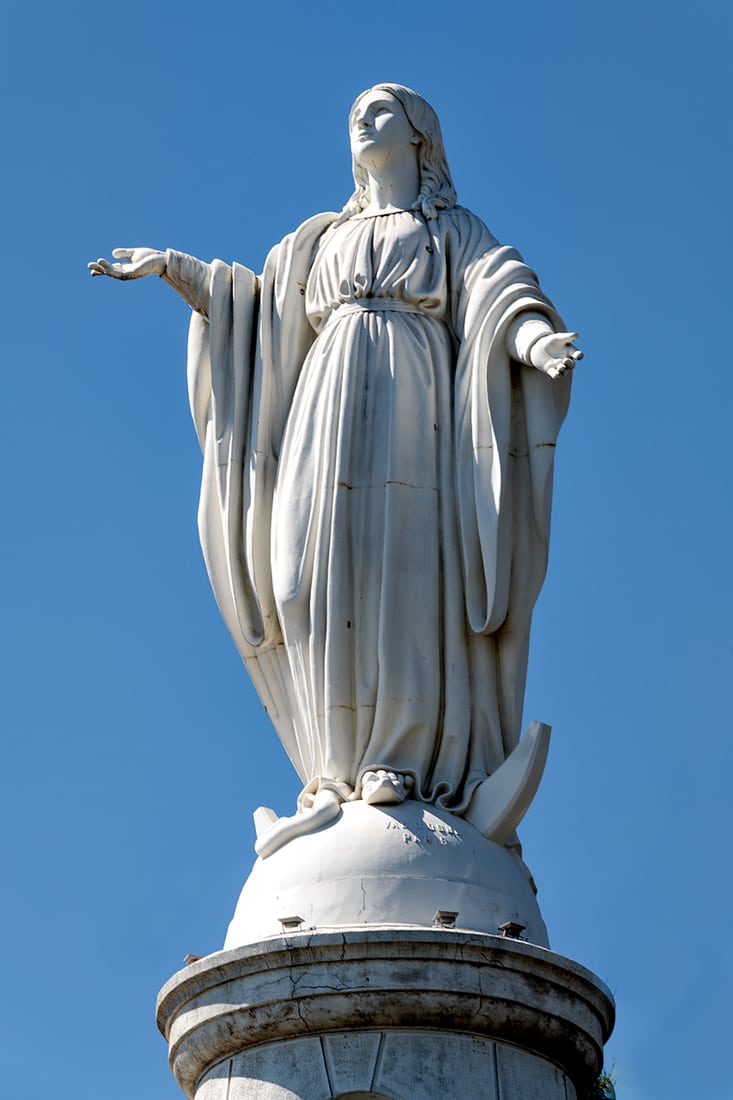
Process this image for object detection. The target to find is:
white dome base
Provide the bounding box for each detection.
[224,800,548,948]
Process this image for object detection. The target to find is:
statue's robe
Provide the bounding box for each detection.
[165,206,570,813]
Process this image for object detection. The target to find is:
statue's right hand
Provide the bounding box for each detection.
[88,247,166,279]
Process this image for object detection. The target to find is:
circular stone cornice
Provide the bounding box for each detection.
[157,928,614,1099]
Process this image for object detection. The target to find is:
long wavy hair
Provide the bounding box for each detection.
[340,83,457,222]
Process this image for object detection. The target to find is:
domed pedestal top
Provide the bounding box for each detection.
[225,799,548,949]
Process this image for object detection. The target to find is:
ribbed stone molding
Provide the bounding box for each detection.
[157,929,614,1100]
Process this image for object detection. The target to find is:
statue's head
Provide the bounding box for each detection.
[344,83,456,220]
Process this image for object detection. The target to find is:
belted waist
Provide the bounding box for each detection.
[323,298,443,328]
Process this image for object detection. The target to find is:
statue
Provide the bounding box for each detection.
[90,84,581,860]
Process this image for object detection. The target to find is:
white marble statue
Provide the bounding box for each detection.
[90,84,581,857]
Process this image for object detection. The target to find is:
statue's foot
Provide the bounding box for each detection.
[361,770,413,806]
[253,788,342,859]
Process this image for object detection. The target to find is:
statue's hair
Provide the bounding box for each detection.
[339,83,457,222]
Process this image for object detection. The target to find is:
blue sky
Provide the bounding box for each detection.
[2,3,731,1098]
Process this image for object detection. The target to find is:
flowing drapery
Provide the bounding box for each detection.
[177,207,570,812]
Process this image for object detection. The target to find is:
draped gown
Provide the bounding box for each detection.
[165,205,571,815]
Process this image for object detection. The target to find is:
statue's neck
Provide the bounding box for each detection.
[362,155,420,215]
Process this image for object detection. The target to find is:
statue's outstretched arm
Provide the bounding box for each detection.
[506,311,583,379]
[88,247,212,316]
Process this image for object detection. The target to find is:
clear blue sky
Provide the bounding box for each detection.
[2,3,730,1098]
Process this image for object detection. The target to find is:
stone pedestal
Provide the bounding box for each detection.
[157,929,614,1100]
[223,802,549,949]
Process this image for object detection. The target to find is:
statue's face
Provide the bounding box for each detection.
[350,89,418,170]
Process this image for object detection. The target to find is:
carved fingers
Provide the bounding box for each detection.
[88,247,166,279]
[530,331,584,379]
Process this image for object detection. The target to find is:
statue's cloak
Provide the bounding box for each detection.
[183,209,570,809]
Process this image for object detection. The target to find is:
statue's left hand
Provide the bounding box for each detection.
[87,247,166,279]
[530,332,583,379]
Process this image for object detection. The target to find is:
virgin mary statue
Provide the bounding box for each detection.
[90,84,581,853]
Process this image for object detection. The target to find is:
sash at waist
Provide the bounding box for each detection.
[322,297,445,328]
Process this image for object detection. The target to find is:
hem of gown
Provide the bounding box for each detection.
[297,769,485,818]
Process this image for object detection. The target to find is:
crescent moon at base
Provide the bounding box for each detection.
[463,720,551,845]
[253,721,551,859]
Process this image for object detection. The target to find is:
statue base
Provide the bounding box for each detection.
[157,929,614,1100]
[224,800,549,949]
